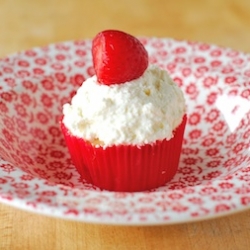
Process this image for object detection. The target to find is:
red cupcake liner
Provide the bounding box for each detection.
[61,115,187,192]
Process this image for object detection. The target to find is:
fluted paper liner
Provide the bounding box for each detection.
[61,115,187,192]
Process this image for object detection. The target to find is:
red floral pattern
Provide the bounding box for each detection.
[0,38,250,225]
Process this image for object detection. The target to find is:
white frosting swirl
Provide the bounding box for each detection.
[63,64,186,147]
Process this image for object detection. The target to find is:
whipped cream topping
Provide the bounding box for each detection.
[63,64,186,147]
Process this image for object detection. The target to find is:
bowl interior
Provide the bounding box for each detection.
[0,39,250,192]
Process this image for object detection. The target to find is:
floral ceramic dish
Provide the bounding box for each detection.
[0,38,249,225]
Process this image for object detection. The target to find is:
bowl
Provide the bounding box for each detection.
[0,38,250,225]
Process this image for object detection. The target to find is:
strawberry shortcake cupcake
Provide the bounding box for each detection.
[61,30,187,192]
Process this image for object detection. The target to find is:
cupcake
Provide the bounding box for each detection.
[61,30,186,192]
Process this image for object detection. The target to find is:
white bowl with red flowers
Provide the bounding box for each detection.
[0,37,250,225]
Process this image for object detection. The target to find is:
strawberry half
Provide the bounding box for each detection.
[92,30,148,85]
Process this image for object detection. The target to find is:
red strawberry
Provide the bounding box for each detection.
[92,30,148,85]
